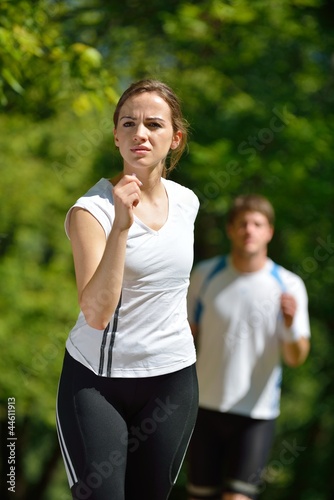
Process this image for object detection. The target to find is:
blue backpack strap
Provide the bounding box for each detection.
[270,262,287,292]
[194,256,227,324]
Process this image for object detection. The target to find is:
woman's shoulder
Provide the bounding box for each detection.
[65,178,114,239]
[163,178,199,208]
[79,178,113,202]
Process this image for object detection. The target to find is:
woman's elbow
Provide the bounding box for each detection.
[80,299,114,331]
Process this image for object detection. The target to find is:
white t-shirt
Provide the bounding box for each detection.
[187,256,310,419]
[65,177,199,378]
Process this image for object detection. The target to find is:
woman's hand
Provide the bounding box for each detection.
[112,174,143,230]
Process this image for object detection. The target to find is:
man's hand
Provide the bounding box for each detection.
[280,293,297,328]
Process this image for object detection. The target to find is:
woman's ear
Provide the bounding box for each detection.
[170,130,182,150]
[113,128,119,147]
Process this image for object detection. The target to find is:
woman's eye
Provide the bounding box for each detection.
[123,121,134,127]
[148,122,162,128]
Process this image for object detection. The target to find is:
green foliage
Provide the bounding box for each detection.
[0,0,333,498]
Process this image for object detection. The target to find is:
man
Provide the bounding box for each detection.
[187,194,310,500]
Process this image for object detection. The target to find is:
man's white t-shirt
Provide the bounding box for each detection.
[65,177,199,378]
[187,256,310,419]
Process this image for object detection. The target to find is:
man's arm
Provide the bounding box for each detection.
[282,336,310,367]
[280,292,310,367]
[189,322,199,338]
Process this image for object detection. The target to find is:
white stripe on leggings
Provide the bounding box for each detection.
[56,389,78,488]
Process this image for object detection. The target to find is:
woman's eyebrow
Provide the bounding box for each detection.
[119,115,166,122]
[147,116,165,122]
[120,115,135,121]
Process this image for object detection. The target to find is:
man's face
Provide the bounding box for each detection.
[227,210,274,257]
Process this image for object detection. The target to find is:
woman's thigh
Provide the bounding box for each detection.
[57,353,198,500]
[125,364,199,500]
[57,352,128,500]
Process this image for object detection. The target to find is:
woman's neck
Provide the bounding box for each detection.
[111,167,164,199]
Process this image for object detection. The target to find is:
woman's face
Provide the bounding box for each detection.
[114,91,181,173]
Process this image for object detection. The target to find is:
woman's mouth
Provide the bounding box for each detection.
[131,146,150,154]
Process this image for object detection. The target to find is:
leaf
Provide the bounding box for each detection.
[2,68,24,94]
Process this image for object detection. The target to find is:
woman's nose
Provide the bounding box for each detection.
[133,124,148,142]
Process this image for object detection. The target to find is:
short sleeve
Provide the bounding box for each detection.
[64,179,115,240]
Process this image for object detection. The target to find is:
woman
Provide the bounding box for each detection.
[56,79,199,500]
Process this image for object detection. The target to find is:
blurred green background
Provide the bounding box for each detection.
[0,1,333,498]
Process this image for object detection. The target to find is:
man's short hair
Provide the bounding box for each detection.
[227,194,275,226]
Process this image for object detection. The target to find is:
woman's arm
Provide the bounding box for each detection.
[69,175,142,329]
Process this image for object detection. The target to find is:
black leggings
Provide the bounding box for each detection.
[187,408,276,499]
[56,350,198,500]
